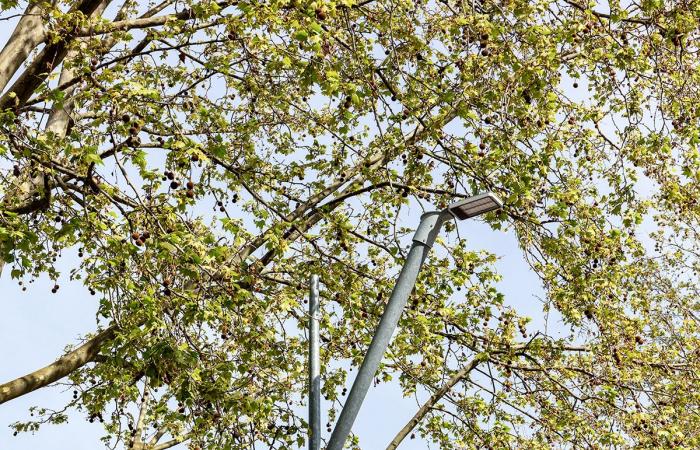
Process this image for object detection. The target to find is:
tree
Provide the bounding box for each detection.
[2,0,700,448]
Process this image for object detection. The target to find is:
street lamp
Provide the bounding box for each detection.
[309,275,321,450]
[447,192,503,220]
[326,192,502,450]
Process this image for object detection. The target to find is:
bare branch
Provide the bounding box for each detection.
[386,357,481,450]
[0,326,116,404]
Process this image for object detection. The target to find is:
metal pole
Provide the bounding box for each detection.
[327,211,447,450]
[309,274,321,450]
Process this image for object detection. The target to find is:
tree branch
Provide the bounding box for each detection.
[0,0,120,110]
[386,357,481,450]
[0,326,116,404]
[76,1,234,36]
[129,384,150,450]
[236,99,463,267]
[0,2,46,94]
[152,434,190,450]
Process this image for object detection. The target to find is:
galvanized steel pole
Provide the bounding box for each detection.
[308,274,321,450]
[326,211,448,450]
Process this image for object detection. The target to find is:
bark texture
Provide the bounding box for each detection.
[0,2,46,94]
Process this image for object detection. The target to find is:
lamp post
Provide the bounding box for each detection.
[309,275,321,450]
[326,192,503,450]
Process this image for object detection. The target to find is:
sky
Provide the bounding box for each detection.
[0,3,553,450]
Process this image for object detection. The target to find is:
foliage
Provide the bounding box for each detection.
[2,0,700,449]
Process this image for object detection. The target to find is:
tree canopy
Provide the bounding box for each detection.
[2,0,700,449]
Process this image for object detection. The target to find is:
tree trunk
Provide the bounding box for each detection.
[0,2,46,94]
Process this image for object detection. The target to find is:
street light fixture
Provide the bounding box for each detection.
[326,192,503,450]
[447,192,503,220]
